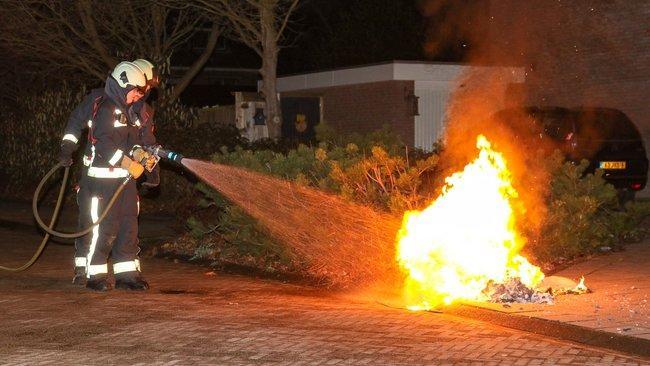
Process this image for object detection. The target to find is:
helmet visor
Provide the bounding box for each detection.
[125,84,147,96]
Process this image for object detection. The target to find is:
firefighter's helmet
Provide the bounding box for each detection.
[133,59,159,88]
[111,61,147,90]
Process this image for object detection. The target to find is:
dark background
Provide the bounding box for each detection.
[171,0,476,106]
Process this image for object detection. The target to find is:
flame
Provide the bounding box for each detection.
[396,135,544,310]
[574,276,589,294]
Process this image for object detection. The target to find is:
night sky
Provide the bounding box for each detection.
[0,0,478,106]
[172,0,475,105]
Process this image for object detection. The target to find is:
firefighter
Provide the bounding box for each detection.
[83,61,154,291]
[58,59,160,285]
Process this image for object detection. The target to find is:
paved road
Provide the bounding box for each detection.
[0,227,648,365]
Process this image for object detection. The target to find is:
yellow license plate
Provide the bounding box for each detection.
[599,161,626,169]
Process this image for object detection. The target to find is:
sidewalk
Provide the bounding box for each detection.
[1,199,649,359]
[3,227,648,365]
[445,241,650,357]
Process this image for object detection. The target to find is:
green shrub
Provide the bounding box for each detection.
[212,143,332,185]
[316,121,405,155]
[151,118,648,277]
[212,126,438,212]
[527,151,649,263]
[329,145,439,212]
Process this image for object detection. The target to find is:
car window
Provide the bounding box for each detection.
[490,108,573,152]
[541,112,573,141]
[574,109,644,157]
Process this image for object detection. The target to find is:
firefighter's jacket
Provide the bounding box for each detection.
[130,99,156,146]
[60,84,157,183]
[61,88,105,148]
[84,103,139,179]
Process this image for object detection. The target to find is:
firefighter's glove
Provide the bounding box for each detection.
[58,140,76,167]
[144,155,157,172]
[131,147,150,164]
[132,147,156,172]
[120,156,145,179]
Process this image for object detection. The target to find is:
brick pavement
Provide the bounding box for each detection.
[1,226,648,365]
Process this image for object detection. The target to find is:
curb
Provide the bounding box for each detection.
[444,303,650,359]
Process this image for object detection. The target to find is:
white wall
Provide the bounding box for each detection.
[411,67,525,152]
[413,82,453,151]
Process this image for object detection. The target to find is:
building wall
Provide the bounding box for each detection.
[414,87,450,150]
[489,1,650,194]
[282,80,416,146]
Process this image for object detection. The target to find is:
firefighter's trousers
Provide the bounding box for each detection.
[80,176,141,280]
[74,177,91,270]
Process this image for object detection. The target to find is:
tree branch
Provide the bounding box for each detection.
[166,22,222,104]
[276,0,299,42]
[76,0,117,69]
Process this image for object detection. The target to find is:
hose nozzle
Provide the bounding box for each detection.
[145,145,184,165]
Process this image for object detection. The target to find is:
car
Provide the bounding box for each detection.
[491,106,648,201]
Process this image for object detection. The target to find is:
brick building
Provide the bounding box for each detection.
[275,61,522,151]
[488,0,650,194]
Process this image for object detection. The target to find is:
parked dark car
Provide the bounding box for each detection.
[491,106,648,200]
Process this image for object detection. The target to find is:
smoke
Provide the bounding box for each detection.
[418,0,650,239]
[420,0,488,61]
[439,69,552,237]
[425,0,649,147]
[415,1,587,248]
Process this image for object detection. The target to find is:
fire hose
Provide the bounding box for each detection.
[0,145,183,272]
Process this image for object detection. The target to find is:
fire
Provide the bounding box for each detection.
[396,135,544,310]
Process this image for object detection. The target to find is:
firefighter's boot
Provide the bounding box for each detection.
[115,276,149,291]
[72,266,86,285]
[86,277,112,292]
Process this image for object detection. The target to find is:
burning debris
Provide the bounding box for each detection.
[537,275,591,296]
[397,135,546,310]
[483,277,554,304]
[395,135,594,309]
[481,276,591,305]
